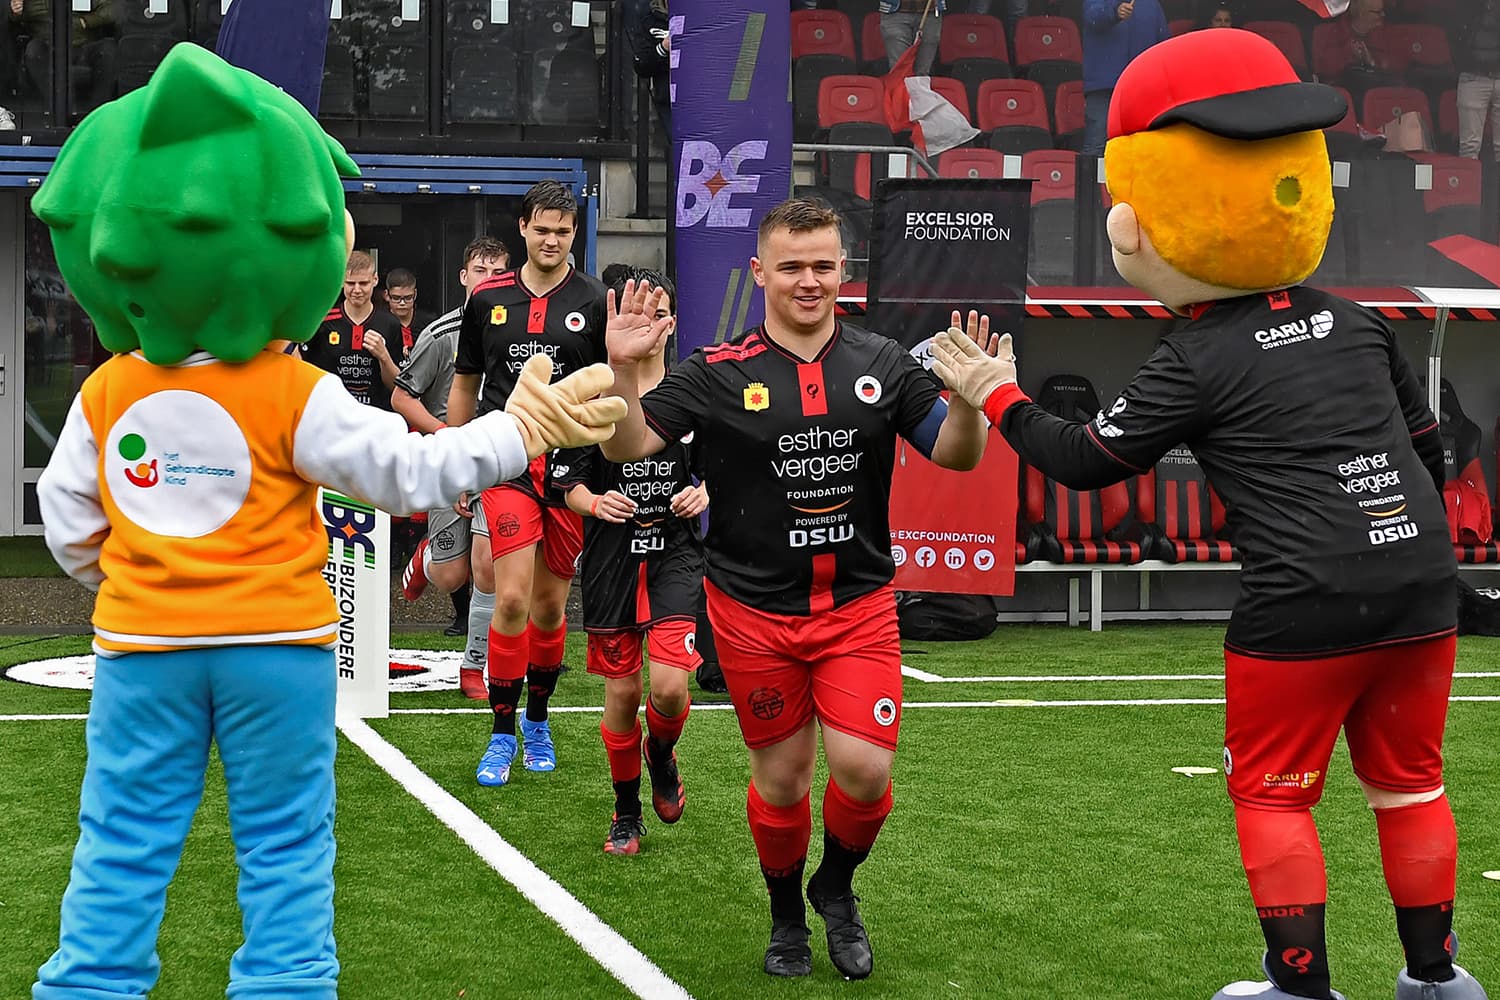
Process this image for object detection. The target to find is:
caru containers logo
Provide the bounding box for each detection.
[322,492,378,569]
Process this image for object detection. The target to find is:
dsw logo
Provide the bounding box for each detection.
[789,524,853,548]
[119,433,158,489]
[677,140,767,228]
[1369,523,1419,545]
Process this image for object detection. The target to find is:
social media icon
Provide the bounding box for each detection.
[891,545,907,567]
[915,546,936,568]
[944,547,966,570]
[974,549,995,571]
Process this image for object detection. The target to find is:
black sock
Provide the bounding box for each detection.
[524,664,561,722]
[1396,902,1456,983]
[488,678,523,736]
[810,830,869,898]
[613,778,642,819]
[450,582,471,619]
[1258,902,1332,999]
[764,857,807,926]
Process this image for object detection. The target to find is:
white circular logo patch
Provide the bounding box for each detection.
[684,632,696,654]
[565,311,587,333]
[873,697,898,727]
[1310,310,1334,339]
[104,391,252,538]
[854,375,883,405]
[909,339,936,372]
[1222,746,1234,776]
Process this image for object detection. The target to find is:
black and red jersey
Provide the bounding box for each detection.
[398,308,436,354]
[454,266,608,502]
[991,286,1455,657]
[640,322,942,616]
[300,304,406,410]
[555,439,704,631]
[454,265,608,418]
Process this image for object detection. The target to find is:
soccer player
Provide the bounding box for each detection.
[932,302,1469,998]
[448,180,608,785]
[301,250,406,410]
[603,198,991,979]
[557,270,704,856]
[393,237,511,699]
[385,267,435,356]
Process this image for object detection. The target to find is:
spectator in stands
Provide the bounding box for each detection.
[1456,0,1500,161]
[1318,0,1393,103]
[621,0,671,139]
[881,0,945,76]
[965,0,1031,39]
[1206,3,1232,28]
[1081,0,1168,155]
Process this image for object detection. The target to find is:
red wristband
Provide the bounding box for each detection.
[590,496,601,517]
[981,383,1031,426]
[434,422,447,431]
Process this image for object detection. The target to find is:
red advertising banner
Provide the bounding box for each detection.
[889,427,1018,595]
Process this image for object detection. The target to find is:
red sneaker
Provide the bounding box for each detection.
[401,538,430,601]
[459,668,488,700]
[603,812,645,856]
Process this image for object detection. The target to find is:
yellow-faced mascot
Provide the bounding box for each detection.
[932,27,1488,1000]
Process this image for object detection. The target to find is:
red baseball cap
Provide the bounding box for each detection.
[1106,29,1348,141]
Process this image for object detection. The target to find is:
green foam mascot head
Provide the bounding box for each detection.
[31,43,360,365]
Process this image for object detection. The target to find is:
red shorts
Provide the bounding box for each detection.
[1223,633,1455,809]
[705,581,902,752]
[480,461,582,581]
[585,618,703,679]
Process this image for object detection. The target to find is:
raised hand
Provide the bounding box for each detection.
[930,322,1016,411]
[504,354,628,458]
[606,278,674,365]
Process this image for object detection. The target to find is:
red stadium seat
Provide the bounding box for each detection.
[1139,451,1238,562]
[938,147,1010,179]
[790,10,856,61]
[1168,18,1194,36]
[938,13,1012,113]
[977,78,1052,155]
[859,12,887,74]
[1243,21,1309,75]
[1053,79,1085,149]
[1362,86,1433,132]
[1013,16,1083,68]
[817,74,887,129]
[1020,149,1076,204]
[1376,22,1452,74]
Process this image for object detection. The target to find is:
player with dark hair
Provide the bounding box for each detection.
[384,266,433,355]
[602,197,992,979]
[393,236,511,697]
[448,180,607,785]
[556,270,705,856]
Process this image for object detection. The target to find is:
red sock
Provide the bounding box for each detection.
[645,696,690,750]
[1375,795,1457,907]
[486,627,528,684]
[1236,805,1331,997]
[527,620,567,669]
[822,778,893,853]
[600,719,643,784]
[747,782,811,877]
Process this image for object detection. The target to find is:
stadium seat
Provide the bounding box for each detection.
[114,0,189,96]
[938,14,1011,113]
[1438,87,1457,150]
[366,42,428,120]
[1022,149,1078,284]
[1362,86,1433,133]
[1168,18,1194,36]
[1053,80,1084,150]
[1433,379,1499,563]
[938,147,1009,179]
[928,75,973,123]
[791,9,857,60]
[1243,21,1309,77]
[817,74,886,129]
[796,54,859,140]
[321,40,357,117]
[859,12,888,75]
[526,1,599,126]
[1312,21,1394,84]
[1410,153,1485,242]
[446,0,522,123]
[977,78,1051,156]
[1377,22,1453,77]
[1013,16,1082,73]
[1140,450,1237,562]
[822,121,896,201]
[1033,375,1144,564]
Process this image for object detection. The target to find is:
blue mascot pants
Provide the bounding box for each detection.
[34,645,338,999]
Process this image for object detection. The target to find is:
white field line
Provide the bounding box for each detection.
[337,717,694,1000]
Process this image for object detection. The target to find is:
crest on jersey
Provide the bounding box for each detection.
[490,305,508,325]
[854,375,882,404]
[328,331,340,345]
[565,311,587,333]
[743,382,770,411]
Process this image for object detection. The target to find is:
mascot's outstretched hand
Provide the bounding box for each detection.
[505,354,627,458]
[931,327,1016,410]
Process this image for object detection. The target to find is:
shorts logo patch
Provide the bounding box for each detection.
[495,512,521,538]
[854,375,882,405]
[873,697,897,727]
[749,687,784,720]
[434,528,456,551]
[565,310,587,333]
[1222,746,1233,776]
[684,632,696,654]
[1262,769,1321,790]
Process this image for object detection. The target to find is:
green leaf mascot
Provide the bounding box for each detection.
[30,43,625,999]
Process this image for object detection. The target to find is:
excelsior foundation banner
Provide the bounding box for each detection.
[869,178,1032,596]
[670,1,792,353]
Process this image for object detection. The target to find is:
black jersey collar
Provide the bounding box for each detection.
[760,321,842,365]
[516,265,575,300]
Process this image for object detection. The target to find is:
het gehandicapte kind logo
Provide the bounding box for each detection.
[118,433,158,488]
